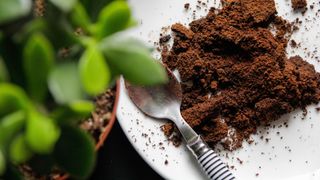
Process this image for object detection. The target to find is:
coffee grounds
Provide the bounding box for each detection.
[291,0,307,10]
[161,0,320,150]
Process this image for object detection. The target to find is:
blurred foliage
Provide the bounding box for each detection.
[0,0,32,24]
[0,0,167,179]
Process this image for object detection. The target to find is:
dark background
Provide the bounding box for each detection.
[90,121,163,180]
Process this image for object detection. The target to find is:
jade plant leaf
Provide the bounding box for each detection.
[79,0,113,21]
[13,19,47,43]
[49,0,77,12]
[48,62,85,104]
[54,125,95,179]
[26,112,60,154]
[52,100,94,125]
[100,36,168,85]
[23,33,54,102]
[125,18,138,29]
[0,84,32,117]
[0,57,9,82]
[0,111,25,148]
[94,0,131,39]
[68,100,94,117]
[9,134,32,164]
[0,0,32,24]
[79,47,110,96]
[0,149,5,175]
[70,3,91,31]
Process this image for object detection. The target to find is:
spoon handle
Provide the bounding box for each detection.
[188,136,235,180]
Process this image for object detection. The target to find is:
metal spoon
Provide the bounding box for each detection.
[126,68,236,180]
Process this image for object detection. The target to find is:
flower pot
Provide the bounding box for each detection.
[20,80,120,180]
[57,80,120,180]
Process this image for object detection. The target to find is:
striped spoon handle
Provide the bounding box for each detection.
[188,136,235,180]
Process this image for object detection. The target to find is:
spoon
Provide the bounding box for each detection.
[126,68,236,180]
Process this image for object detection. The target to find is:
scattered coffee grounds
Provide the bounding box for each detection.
[291,0,307,10]
[161,0,320,150]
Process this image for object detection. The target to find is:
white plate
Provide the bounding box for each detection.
[117,0,320,179]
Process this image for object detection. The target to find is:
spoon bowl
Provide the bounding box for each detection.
[125,67,235,180]
[125,69,182,120]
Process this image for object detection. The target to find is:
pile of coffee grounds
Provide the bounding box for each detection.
[161,0,320,150]
[291,0,307,10]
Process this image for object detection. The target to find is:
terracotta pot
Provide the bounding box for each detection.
[57,80,120,180]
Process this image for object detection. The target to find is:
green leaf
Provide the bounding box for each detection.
[54,125,95,179]
[0,57,9,82]
[52,100,94,125]
[79,0,114,21]
[70,3,91,31]
[48,62,85,104]
[23,33,54,102]
[0,84,32,117]
[79,47,110,96]
[68,100,94,116]
[0,111,25,147]
[0,0,32,24]
[40,8,78,48]
[100,36,168,85]
[49,0,77,12]
[26,112,60,154]
[13,19,47,43]
[0,149,5,175]
[9,134,32,164]
[94,1,131,39]
[126,17,138,29]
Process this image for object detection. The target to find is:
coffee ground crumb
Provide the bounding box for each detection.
[184,3,190,10]
[291,0,307,10]
[162,0,320,150]
[237,158,243,164]
[159,35,171,45]
[290,40,297,48]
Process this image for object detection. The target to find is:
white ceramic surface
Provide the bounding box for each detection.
[117,0,320,179]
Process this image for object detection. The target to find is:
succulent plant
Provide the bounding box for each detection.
[0,0,167,179]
